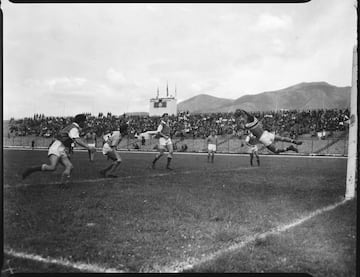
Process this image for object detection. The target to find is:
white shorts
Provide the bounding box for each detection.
[208,144,216,152]
[88,143,95,147]
[48,140,67,158]
[248,144,258,153]
[102,143,115,155]
[159,137,172,148]
[259,131,275,147]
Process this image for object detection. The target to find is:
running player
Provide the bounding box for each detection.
[22,114,96,185]
[85,130,97,161]
[245,131,260,166]
[235,109,302,154]
[99,122,128,178]
[206,130,218,163]
[152,113,174,170]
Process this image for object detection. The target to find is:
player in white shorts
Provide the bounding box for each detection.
[22,114,96,185]
[206,130,218,163]
[245,131,260,166]
[152,113,174,170]
[99,122,128,178]
[235,109,302,154]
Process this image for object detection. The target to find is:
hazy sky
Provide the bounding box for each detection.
[2,0,357,119]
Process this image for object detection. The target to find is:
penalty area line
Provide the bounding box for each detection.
[4,248,124,273]
[160,198,351,273]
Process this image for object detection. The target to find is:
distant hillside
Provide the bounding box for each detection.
[177,94,233,113]
[177,82,351,113]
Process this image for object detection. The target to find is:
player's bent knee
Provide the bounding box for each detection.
[46,165,57,171]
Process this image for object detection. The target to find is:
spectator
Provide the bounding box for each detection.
[141,136,146,146]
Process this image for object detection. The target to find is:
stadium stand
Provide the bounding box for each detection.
[4,109,350,155]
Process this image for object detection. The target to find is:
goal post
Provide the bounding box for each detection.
[345,45,358,199]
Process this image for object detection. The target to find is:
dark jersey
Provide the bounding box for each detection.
[244,117,263,138]
[158,120,171,137]
[56,123,80,149]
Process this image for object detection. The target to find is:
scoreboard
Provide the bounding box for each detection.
[149,96,177,116]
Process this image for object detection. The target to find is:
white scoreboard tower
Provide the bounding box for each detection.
[149,84,178,117]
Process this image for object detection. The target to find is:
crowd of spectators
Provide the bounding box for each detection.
[7,108,350,140]
[256,109,350,138]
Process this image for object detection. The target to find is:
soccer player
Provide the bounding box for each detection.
[245,131,260,166]
[99,122,128,178]
[235,109,302,154]
[152,113,174,170]
[85,130,97,161]
[206,130,218,163]
[22,114,96,185]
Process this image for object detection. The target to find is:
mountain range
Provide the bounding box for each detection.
[177,82,351,113]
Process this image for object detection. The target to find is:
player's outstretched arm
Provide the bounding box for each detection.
[74,137,96,151]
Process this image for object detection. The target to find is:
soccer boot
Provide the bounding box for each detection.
[59,175,71,189]
[22,166,41,180]
[22,168,33,180]
[287,145,298,153]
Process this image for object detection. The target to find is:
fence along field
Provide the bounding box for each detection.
[2,130,350,156]
[3,147,356,275]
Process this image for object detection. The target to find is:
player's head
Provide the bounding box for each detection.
[234,109,254,123]
[211,129,216,135]
[74,114,87,128]
[162,113,169,120]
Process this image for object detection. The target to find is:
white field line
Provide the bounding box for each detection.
[3,198,350,274]
[3,147,347,159]
[3,248,124,273]
[4,167,256,189]
[159,198,350,273]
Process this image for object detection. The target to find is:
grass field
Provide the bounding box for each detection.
[2,148,357,276]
